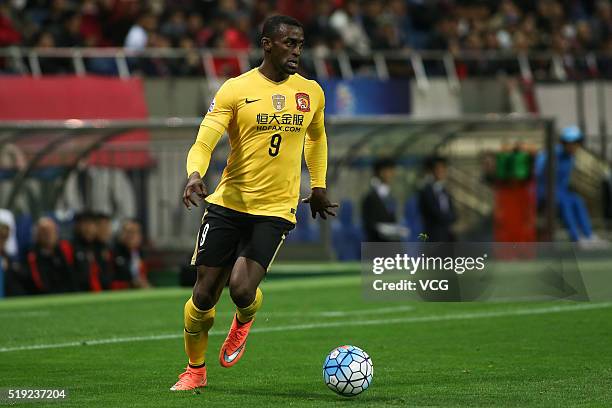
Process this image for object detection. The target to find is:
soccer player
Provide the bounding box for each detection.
[170,15,337,391]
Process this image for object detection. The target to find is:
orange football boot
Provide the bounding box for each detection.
[170,365,207,391]
[219,314,254,367]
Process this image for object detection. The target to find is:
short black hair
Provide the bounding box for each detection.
[261,15,303,39]
[373,157,396,176]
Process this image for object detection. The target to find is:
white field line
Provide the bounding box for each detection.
[0,311,51,318]
[0,302,610,353]
[257,305,415,317]
[0,306,414,320]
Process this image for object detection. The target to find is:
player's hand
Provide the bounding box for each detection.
[182,172,207,209]
[302,187,338,220]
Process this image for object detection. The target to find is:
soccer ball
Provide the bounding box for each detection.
[323,345,373,397]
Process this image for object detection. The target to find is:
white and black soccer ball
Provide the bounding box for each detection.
[323,345,373,397]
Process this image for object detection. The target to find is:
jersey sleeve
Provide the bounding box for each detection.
[305,83,327,189]
[308,82,325,131]
[200,79,236,134]
[186,122,224,177]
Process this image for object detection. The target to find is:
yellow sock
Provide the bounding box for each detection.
[236,287,263,323]
[183,297,215,366]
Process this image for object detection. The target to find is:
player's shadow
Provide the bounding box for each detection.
[221,386,400,405]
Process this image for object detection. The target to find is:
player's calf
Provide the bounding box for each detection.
[219,287,262,367]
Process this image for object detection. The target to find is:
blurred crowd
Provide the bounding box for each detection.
[1,0,611,56]
[0,210,150,297]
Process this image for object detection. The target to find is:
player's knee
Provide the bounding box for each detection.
[192,284,216,310]
[229,282,255,308]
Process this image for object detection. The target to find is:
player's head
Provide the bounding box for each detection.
[94,212,113,244]
[34,217,59,250]
[119,219,143,250]
[373,157,396,185]
[560,125,583,155]
[261,15,304,75]
[74,211,97,243]
[137,10,158,31]
[424,155,449,181]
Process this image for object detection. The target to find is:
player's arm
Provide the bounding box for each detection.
[183,81,235,209]
[302,86,338,219]
[183,125,224,208]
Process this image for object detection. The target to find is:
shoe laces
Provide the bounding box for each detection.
[177,367,200,382]
[175,371,191,386]
[227,321,249,349]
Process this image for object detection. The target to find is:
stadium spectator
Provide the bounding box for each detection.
[124,11,157,50]
[141,31,173,76]
[34,30,73,74]
[160,9,187,44]
[592,0,612,45]
[72,211,104,292]
[79,0,106,46]
[186,12,207,46]
[45,0,73,29]
[224,12,252,50]
[1,0,611,79]
[2,0,611,55]
[535,126,607,247]
[175,35,204,76]
[418,155,457,242]
[304,0,339,48]
[0,221,25,297]
[26,217,76,294]
[427,17,460,52]
[55,11,83,47]
[361,158,409,242]
[276,0,315,25]
[601,37,612,78]
[112,219,150,289]
[0,2,21,46]
[0,209,18,258]
[93,212,114,290]
[385,0,413,49]
[329,0,371,55]
[0,222,8,297]
[362,0,384,47]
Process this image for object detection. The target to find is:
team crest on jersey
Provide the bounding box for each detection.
[272,94,286,111]
[295,93,310,112]
[208,97,216,113]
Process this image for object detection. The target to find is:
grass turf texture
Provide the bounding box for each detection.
[0,270,611,407]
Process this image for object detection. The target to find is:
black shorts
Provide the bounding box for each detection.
[191,204,295,271]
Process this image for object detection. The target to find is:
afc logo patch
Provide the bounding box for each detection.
[272,94,286,111]
[207,97,216,113]
[295,93,310,112]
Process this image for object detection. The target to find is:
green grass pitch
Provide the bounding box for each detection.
[0,268,611,407]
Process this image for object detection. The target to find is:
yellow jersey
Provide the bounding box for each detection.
[186,68,328,223]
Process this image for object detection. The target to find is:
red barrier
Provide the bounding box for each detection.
[0,76,152,168]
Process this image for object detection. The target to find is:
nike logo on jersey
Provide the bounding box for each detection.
[245,98,261,104]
